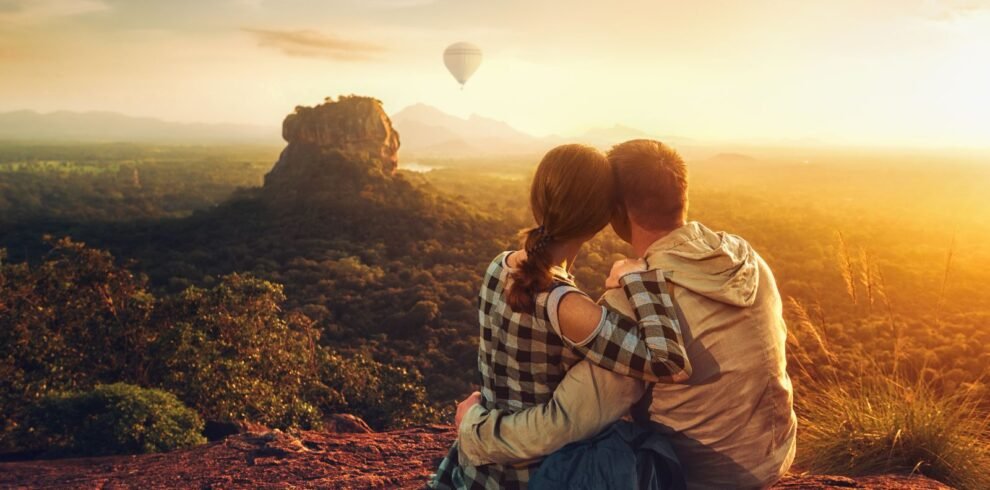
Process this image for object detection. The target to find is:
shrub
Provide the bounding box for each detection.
[313,349,438,430]
[25,383,205,456]
[0,239,443,456]
[149,273,322,429]
[0,238,155,452]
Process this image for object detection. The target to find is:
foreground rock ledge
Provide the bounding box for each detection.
[0,427,951,489]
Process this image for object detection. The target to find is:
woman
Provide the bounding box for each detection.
[430,144,691,489]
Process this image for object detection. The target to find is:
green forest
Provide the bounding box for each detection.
[1,142,989,484]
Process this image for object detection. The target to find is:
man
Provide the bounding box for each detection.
[455,139,797,488]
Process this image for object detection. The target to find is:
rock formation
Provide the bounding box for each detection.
[263,95,401,197]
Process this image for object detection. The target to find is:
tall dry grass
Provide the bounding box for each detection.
[788,235,990,489]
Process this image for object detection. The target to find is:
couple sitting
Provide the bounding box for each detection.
[430,140,796,489]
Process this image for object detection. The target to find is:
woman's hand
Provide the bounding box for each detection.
[455,391,482,428]
[605,258,648,289]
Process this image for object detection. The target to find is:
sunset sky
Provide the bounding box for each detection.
[1,0,988,147]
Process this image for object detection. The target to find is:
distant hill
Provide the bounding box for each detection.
[578,124,652,147]
[707,152,759,164]
[0,110,278,144]
[0,105,692,156]
[578,124,695,150]
[390,104,698,157]
[390,103,547,156]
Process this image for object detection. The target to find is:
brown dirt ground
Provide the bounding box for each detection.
[0,426,952,489]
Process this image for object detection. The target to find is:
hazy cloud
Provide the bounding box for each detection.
[231,0,265,8]
[0,0,108,22]
[243,28,386,61]
[359,0,441,7]
[919,0,990,21]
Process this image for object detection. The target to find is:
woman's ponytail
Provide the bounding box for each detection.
[506,225,555,313]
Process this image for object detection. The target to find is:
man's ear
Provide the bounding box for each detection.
[610,200,632,243]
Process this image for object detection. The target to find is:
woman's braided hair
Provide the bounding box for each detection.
[527,225,553,253]
[506,144,615,313]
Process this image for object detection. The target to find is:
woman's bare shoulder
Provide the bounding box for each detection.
[556,291,604,344]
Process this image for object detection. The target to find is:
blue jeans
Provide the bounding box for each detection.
[530,421,686,490]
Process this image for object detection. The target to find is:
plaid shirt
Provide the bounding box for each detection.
[430,251,690,489]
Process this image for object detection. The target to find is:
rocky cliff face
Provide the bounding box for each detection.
[263,96,401,196]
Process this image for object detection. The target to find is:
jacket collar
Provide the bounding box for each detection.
[644,222,706,260]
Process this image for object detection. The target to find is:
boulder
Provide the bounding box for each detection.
[203,420,271,441]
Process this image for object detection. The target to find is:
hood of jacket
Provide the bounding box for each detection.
[644,221,760,307]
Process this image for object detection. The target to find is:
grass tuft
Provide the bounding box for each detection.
[795,374,990,489]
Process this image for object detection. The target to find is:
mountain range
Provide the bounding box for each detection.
[389,104,545,156]
[390,104,693,156]
[0,105,690,155]
[0,110,279,145]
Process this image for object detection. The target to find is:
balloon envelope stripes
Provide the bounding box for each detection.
[443,42,482,88]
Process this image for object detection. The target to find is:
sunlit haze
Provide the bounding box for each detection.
[1,0,989,147]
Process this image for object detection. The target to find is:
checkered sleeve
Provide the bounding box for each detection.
[572,269,692,383]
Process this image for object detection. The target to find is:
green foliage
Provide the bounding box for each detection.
[0,238,440,455]
[149,273,322,429]
[0,237,155,450]
[0,145,515,406]
[0,143,277,223]
[313,350,437,430]
[24,383,205,456]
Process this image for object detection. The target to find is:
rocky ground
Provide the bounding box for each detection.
[0,426,952,489]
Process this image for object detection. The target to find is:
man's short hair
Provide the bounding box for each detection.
[607,139,688,231]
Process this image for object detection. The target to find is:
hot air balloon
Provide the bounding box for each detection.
[443,42,482,89]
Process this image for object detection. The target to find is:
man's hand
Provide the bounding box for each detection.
[605,258,648,289]
[455,391,482,428]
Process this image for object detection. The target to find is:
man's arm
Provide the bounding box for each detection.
[457,360,645,466]
[558,268,692,383]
